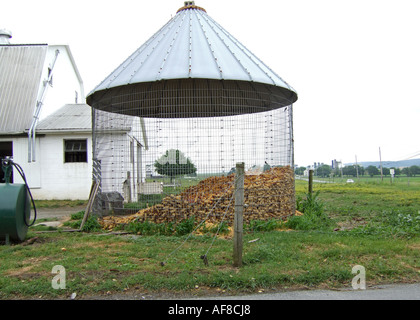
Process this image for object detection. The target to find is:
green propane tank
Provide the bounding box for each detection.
[0,158,32,243]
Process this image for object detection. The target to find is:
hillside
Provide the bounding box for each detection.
[352,158,420,168]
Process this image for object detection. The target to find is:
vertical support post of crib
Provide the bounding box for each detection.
[233,162,245,268]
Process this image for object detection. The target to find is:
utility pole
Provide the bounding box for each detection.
[379,147,384,182]
[355,155,359,182]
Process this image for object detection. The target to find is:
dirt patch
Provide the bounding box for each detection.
[35,206,85,221]
[6,266,34,277]
[407,243,420,250]
[336,217,367,231]
[5,256,51,278]
[70,241,127,250]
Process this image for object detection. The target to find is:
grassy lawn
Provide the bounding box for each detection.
[1,176,419,299]
[296,177,420,232]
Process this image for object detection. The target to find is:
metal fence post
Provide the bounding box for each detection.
[233,162,245,268]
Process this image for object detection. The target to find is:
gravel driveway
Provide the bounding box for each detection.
[34,205,85,221]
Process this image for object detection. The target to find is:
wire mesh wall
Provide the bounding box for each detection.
[91,79,295,225]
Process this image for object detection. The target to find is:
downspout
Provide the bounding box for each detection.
[28,49,60,162]
[139,117,149,151]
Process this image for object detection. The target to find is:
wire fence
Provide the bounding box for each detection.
[90,80,296,224]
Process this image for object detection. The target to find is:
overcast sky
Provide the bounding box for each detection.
[2,0,419,167]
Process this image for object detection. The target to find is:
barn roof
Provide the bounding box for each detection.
[0,44,48,133]
[36,104,135,134]
[36,104,92,132]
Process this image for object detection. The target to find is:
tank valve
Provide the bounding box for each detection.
[1,156,13,184]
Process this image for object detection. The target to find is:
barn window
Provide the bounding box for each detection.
[64,140,87,163]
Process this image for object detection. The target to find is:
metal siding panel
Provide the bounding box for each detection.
[190,11,223,79]
[158,11,191,80]
[88,8,297,96]
[0,45,47,133]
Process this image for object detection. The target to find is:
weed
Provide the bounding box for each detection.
[65,211,102,232]
[245,219,281,232]
[286,191,334,230]
[349,209,420,238]
[208,221,230,235]
[122,217,196,237]
[296,191,324,215]
[175,217,196,236]
[122,221,175,236]
[70,211,85,220]
[80,217,103,232]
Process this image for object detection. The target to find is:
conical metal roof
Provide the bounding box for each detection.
[87,2,297,118]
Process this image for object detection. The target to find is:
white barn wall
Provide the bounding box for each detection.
[38,45,85,121]
[1,134,92,200]
[33,133,92,200]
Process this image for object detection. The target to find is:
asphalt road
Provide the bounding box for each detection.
[200,283,420,300]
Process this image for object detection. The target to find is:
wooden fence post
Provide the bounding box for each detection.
[308,169,314,195]
[233,162,245,268]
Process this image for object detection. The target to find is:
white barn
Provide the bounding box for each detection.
[24,104,93,200]
[0,30,147,201]
[0,30,90,199]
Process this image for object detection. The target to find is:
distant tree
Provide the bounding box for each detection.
[154,149,197,183]
[410,165,420,177]
[402,167,411,177]
[342,165,364,177]
[366,165,380,177]
[342,166,356,177]
[316,164,332,177]
[382,167,390,176]
[295,166,306,175]
[401,166,420,177]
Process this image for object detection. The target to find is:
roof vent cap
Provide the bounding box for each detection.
[177,1,206,13]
